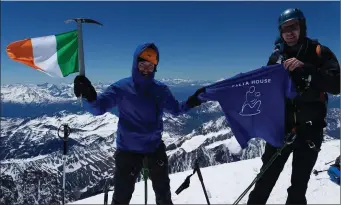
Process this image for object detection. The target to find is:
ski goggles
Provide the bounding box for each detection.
[281,23,300,33]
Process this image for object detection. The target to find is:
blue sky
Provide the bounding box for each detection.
[1,1,340,84]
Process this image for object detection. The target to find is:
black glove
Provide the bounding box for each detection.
[186,87,206,108]
[290,67,312,91]
[74,75,97,102]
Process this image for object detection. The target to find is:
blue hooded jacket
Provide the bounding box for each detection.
[83,43,191,153]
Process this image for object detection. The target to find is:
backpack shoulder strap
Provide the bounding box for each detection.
[309,39,328,103]
[310,39,322,57]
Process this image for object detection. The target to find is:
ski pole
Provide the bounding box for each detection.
[104,191,108,205]
[194,160,210,205]
[103,179,109,205]
[232,127,297,205]
[313,169,328,176]
[175,160,210,205]
[142,156,149,205]
[325,160,336,165]
[103,178,114,205]
[58,124,71,205]
[232,146,285,205]
[175,169,196,195]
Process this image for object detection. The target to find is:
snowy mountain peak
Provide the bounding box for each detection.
[1,79,213,104]
[158,78,213,86]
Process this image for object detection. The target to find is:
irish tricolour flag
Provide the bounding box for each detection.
[6,30,79,78]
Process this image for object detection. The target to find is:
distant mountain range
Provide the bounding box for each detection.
[1,78,212,104]
[1,79,339,205]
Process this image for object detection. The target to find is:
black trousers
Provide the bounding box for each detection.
[247,126,323,205]
[111,141,173,205]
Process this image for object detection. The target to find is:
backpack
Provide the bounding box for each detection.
[328,165,340,185]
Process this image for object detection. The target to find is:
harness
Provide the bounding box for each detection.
[277,38,328,104]
[275,38,327,152]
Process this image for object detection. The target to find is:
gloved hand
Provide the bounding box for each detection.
[290,67,312,91]
[186,87,206,108]
[74,75,97,102]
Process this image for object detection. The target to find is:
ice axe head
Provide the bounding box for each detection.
[64,18,103,26]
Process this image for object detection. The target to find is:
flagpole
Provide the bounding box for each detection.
[65,18,103,106]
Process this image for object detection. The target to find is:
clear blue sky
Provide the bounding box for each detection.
[1,1,340,85]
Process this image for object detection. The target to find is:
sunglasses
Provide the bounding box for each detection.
[281,24,299,33]
[138,58,156,65]
[138,58,155,71]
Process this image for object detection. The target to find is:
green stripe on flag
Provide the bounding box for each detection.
[56,30,79,77]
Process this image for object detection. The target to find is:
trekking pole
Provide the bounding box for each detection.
[104,190,108,205]
[103,179,110,205]
[175,169,196,195]
[142,157,149,205]
[325,160,336,165]
[232,127,297,205]
[313,169,328,176]
[57,124,71,205]
[194,160,210,205]
[175,160,210,205]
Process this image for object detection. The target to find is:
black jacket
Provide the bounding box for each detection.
[267,37,340,132]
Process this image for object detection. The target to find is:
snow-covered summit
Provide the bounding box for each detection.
[70,139,340,204]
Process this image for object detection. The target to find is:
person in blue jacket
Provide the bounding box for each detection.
[73,43,204,205]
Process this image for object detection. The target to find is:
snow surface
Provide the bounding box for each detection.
[205,137,242,155]
[69,139,340,204]
[181,128,232,152]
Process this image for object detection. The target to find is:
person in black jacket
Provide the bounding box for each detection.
[247,8,340,205]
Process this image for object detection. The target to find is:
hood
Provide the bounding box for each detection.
[132,43,159,91]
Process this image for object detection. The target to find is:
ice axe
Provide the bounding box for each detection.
[64,18,103,106]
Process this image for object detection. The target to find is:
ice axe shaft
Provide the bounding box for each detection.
[64,18,103,76]
[65,18,103,107]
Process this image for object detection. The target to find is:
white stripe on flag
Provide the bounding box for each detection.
[32,35,63,77]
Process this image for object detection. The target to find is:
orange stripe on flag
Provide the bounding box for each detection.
[6,39,42,71]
